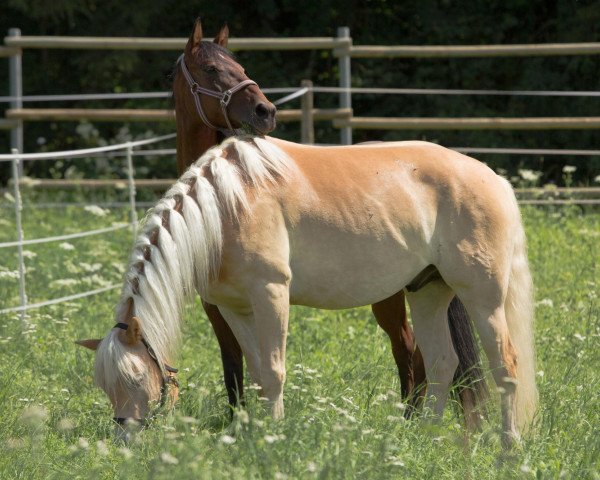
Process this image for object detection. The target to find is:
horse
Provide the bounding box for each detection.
[167,19,489,422]
[76,137,538,446]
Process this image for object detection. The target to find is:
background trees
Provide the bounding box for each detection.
[1,0,599,184]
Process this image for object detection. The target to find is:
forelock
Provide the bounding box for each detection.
[195,41,236,63]
[94,330,149,395]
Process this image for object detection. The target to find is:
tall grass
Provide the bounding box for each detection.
[0,202,598,479]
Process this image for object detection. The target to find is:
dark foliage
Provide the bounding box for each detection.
[1,0,599,183]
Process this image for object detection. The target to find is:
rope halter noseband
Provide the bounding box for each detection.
[177,53,258,133]
[112,322,179,427]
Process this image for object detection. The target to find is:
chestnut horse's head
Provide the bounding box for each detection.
[76,316,179,440]
[175,18,276,135]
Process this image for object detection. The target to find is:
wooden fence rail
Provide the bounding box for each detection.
[346,42,600,58]
[5,107,352,123]
[4,36,348,51]
[3,33,600,147]
[334,116,600,130]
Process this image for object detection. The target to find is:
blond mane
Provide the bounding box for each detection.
[94,136,293,393]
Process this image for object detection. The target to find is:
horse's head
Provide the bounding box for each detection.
[176,18,276,135]
[76,316,179,439]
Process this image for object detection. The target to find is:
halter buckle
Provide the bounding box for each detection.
[220,90,233,107]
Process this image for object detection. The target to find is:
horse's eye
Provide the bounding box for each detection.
[203,65,218,73]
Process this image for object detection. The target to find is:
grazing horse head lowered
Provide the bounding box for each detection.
[76,314,179,435]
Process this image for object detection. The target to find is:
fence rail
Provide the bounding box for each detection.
[5,107,352,123]
[334,116,600,130]
[4,36,347,51]
[346,42,600,58]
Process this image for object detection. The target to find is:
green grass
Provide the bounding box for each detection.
[0,196,598,479]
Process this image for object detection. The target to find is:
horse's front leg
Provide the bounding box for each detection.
[201,300,245,409]
[250,281,290,419]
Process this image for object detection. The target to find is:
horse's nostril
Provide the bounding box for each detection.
[255,103,274,119]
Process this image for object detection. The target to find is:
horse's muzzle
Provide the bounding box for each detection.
[252,102,277,134]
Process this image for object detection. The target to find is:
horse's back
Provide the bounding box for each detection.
[214,137,519,309]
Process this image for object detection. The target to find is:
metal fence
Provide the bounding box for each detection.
[0,133,175,320]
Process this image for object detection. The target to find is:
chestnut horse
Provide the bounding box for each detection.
[77,133,537,447]
[171,20,487,419]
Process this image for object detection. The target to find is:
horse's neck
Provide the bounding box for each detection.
[176,120,224,175]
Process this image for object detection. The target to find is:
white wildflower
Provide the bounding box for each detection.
[59,242,75,251]
[50,279,78,288]
[536,298,554,308]
[118,447,133,459]
[518,169,541,182]
[562,165,577,173]
[234,409,249,424]
[22,250,37,259]
[96,440,109,456]
[78,437,89,450]
[0,270,20,279]
[388,457,405,467]
[57,418,75,431]
[179,416,198,424]
[307,462,317,473]
[161,452,179,465]
[264,434,286,444]
[220,434,236,445]
[573,333,586,342]
[20,405,48,427]
[84,205,109,217]
[594,174,600,184]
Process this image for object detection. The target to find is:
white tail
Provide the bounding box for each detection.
[504,218,538,431]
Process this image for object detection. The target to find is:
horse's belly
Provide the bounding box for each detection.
[288,234,426,309]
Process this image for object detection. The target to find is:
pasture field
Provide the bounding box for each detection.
[0,196,598,479]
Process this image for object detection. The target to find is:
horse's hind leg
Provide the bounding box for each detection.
[455,293,520,446]
[405,280,457,418]
[371,291,426,410]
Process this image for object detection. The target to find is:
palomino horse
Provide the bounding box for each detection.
[76,132,538,446]
[169,19,487,419]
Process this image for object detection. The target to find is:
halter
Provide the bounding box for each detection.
[112,322,179,427]
[177,53,258,133]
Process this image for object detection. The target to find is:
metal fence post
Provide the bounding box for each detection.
[9,29,24,174]
[337,27,352,145]
[11,151,28,324]
[300,80,314,144]
[125,143,138,239]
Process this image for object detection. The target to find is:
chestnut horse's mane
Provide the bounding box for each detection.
[94,136,293,393]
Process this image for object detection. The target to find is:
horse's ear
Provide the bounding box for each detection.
[75,339,101,351]
[186,17,203,55]
[214,23,229,48]
[125,316,143,346]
